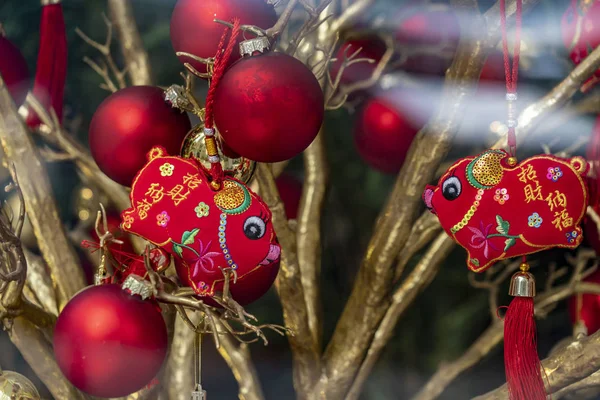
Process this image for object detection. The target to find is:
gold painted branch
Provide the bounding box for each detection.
[0,77,86,307]
[107,0,153,85]
[255,163,320,397]
[314,3,490,398]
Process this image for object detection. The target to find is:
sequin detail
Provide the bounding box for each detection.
[566,230,578,244]
[156,211,170,227]
[546,166,563,182]
[160,163,175,177]
[527,212,543,228]
[451,189,484,234]
[493,188,509,205]
[466,150,505,189]
[214,180,251,214]
[219,213,237,270]
[195,202,210,218]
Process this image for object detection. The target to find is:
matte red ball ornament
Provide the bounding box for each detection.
[53,284,168,398]
[276,174,303,220]
[214,51,324,162]
[89,86,191,187]
[330,37,386,85]
[354,89,430,174]
[569,269,600,335]
[394,5,460,76]
[0,35,30,106]
[170,0,277,75]
[561,0,600,92]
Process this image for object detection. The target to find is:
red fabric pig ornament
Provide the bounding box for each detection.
[423,149,589,272]
[121,146,281,305]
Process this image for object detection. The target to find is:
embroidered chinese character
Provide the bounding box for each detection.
[145,183,165,203]
[523,183,544,203]
[183,173,203,190]
[545,190,567,212]
[136,199,153,220]
[167,184,191,206]
[552,209,573,231]
[518,164,537,183]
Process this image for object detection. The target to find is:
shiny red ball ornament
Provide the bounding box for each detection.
[568,268,600,335]
[175,257,279,307]
[479,51,505,82]
[170,0,277,75]
[89,86,191,187]
[0,35,30,106]
[561,0,600,92]
[53,284,168,398]
[214,51,324,162]
[276,174,303,220]
[330,37,386,85]
[354,89,429,174]
[394,5,460,76]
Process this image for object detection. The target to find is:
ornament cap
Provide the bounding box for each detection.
[509,270,536,297]
[239,37,270,57]
[164,85,193,113]
[122,275,154,300]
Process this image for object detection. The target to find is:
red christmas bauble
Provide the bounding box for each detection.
[53,284,168,398]
[0,35,30,106]
[568,268,600,335]
[354,89,429,173]
[170,0,277,75]
[330,37,386,85]
[479,51,505,82]
[175,256,280,306]
[214,52,324,163]
[561,0,600,92]
[276,174,303,220]
[89,86,191,187]
[394,5,460,76]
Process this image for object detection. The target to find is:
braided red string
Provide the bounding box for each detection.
[205,19,241,130]
[202,19,240,186]
[500,0,522,156]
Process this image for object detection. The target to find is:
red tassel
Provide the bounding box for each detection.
[27,1,68,128]
[504,296,547,400]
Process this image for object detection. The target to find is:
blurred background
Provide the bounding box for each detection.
[0,0,598,398]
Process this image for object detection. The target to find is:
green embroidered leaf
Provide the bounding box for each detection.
[496,215,510,235]
[504,237,517,252]
[181,228,200,246]
[172,244,183,257]
[471,258,480,267]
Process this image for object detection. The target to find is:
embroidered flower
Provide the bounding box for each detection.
[493,188,509,205]
[195,202,210,218]
[527,212,543,228]
[566,230,579,244]
[122,214,134,229]
[467,221,499,259]
[189,239,222,278]
[156,211,170,227]
[546,166,563,182]
[160,163,175,177]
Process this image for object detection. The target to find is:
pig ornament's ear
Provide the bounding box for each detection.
[465,149,507,190]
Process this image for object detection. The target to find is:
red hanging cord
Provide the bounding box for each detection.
[202,19,241,189]
[500,0,522,157]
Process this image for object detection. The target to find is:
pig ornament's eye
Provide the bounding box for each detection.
[442,176,461,201]
[244,216,266,240]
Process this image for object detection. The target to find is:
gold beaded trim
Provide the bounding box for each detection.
[450,189,484,234]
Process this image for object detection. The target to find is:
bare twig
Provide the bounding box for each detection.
[76,14,128,90]
[266,0,300,37]
[108,0,153,85]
